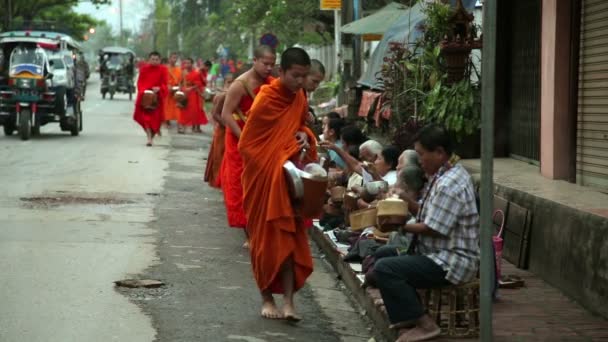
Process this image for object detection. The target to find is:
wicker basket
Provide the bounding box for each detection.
[343,192,359,211]
[376,198,408,233]
[330,186,346,204]
[349,207,377,231]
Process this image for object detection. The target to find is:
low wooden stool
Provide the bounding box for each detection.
[421,280,479,338]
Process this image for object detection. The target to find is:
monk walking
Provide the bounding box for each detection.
[133,51,168,146]
[177,58,208,133]
[239,47,317,321]
[219,45,276,240]
[204,73,234,188]
[164,52,181,128]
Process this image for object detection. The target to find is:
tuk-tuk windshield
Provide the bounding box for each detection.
[106,54,124,68]
[10,46,45,68]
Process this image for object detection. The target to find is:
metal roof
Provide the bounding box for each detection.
[0,31,82,50]
[100,46,136,55]
[340,2,409,35]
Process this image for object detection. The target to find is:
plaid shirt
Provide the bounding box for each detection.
[417,163,480,284]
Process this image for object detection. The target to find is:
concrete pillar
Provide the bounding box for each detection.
[540,0,576,180]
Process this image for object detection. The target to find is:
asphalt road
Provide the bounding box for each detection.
[0,79,376,342]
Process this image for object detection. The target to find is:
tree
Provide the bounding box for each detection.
[2,0,110,37]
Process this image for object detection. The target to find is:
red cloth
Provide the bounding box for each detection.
[357,90,381,117]
[238,78,318,294]
[220,77,272,228]
[178,69,208,126]
[133,64,168,134]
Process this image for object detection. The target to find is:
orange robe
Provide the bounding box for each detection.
[178,69,208,126]
[133,64,168,134]
[164,65,181,121]
[220,77,272,228]
[204,94,226,188]
[238,78,318,294]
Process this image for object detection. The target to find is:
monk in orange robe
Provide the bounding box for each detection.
[239,47,317,321]
[204,74,234,188]
[178,58,208,133]
[220,45,276,238]
[133,51,168,146]
[164,52,181,126]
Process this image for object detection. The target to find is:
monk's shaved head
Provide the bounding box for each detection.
[310,59,325,76]
[306,59,325,92]
[254,45,276,59]
[280,47,311,71]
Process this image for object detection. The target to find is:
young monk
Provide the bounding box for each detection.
[204,73,234,189]
[133,51,168,146]
[304,59,325,126]
[220,45,276,241]
[178,58,208,133]
[238,47,317,321]
[164,52,181,128]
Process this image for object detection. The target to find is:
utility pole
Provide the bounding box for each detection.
[119,0,124,44]
[480,0,497,340]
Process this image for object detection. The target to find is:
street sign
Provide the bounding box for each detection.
[259,33,279,49]
[320,0,341,10]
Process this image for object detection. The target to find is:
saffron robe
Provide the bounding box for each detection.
[220,77,272,228]
[204,93,227,188]
[238,78,318,293]
[164,65,182,121]
[133,64,168,134]
[178,69,208,126]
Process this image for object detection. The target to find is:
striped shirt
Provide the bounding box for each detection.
[417,163,480,284]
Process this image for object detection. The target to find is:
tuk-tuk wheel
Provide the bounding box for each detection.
[19,109,32,141]
[3,123,15,136]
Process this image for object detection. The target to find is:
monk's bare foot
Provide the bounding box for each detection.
[398,315,440,342]
[282,303,301,322]
[389,319,416,330]
[242,241,249,249]
[260,298,282,320]
[366,287,382,300]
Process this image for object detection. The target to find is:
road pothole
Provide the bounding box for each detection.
[20,195,135,208]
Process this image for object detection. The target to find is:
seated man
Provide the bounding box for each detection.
[373,124,480,342]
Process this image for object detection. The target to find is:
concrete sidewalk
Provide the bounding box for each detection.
[311,227,608,342]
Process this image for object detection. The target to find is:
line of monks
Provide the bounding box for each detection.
[132,51,209,146]
[134,46,326,322]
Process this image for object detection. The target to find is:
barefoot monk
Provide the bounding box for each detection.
[238,47,317,321]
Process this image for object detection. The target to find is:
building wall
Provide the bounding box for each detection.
[576,0,608,189]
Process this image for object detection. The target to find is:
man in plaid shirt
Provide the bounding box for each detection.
[374,124,480,342]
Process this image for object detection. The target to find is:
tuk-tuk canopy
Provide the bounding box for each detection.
[99,46,136,57]
[0,31,82,52]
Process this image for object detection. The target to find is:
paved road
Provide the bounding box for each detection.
[0,79,376,342]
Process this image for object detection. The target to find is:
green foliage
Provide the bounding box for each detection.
[378,0,481,144]
[420,1,452,45]
[2,0,108,36]
[422,79,480,138]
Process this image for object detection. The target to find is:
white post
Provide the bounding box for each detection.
[334,9,341,80]
[248,30,255,61]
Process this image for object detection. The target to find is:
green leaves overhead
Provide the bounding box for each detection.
[1,0,107,38]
